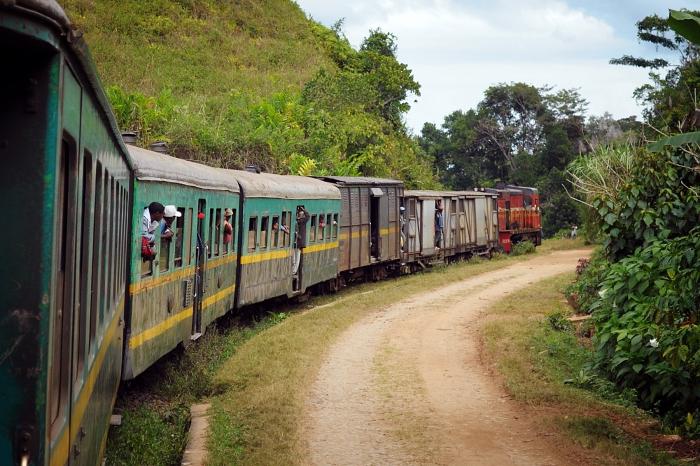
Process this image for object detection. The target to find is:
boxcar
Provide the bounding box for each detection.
[0,1,132,464]
[232,170,342,306]
[317,176,403,280]
[484,183,542,252]
[402,190,499,264]
[123,146,241,380]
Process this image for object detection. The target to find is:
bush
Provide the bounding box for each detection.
[511,240,536,256]
[591,231,700,431]
[548,311,574,332]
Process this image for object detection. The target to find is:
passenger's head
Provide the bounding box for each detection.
[224,208,233,218]
[149,202,165,222]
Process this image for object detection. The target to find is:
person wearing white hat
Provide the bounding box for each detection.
[162,205,182,240]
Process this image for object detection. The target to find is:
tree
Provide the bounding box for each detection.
[610,10,700,131]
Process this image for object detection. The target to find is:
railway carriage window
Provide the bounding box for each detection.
[326,214,332,240]
[214,208,222,256]
[186,208,193,265]
[208,208,215,258]
[75,150,93,384]
[310,215,317,242]
[225,208,236,253]
[318,213,325,241]
[451,199,457,212]
[271,215,280,248]
[332,214,339,239]
[174,207,186,267]
[260,216,269,249]
[90,163,103,354]
[248,217,257,251]
[159,230,170,273]
[281,211,291,247]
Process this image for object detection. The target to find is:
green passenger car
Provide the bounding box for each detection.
[124,146,241,379]
[0,1,132,464]
[230,170,342,306]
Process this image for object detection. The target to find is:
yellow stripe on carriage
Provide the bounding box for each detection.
[51,298,124,466]
[129,254,238,295]
[128,284,236,350]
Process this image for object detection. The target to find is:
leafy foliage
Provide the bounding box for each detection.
[65,0,437,187]
[510,240,536,256]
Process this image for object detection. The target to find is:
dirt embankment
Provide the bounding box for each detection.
[303,249,590,465]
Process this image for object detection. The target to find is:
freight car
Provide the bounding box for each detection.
[484,183,542,253]
[401,190,499,268]
[1,1,132,464]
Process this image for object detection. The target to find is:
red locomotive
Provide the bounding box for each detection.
[485,183,542,253]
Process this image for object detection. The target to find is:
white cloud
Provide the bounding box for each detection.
[297,0,654,131]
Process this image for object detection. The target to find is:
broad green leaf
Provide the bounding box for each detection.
[668,9,700,46]
[648,131,700,152]
[632,363,643,373]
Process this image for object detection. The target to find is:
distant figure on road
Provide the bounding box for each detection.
[570,224,578,239]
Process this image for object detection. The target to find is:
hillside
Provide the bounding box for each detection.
[63,0,332,100]
[62,0,438,187]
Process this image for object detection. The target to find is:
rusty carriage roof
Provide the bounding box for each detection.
[127,145,240,193]
[227,170,341,200]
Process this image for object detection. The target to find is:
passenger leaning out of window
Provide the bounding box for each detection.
[223,208,234,246]
[142,202,164,260]
[162,205,182,240]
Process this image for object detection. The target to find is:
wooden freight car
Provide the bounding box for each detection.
[316,177,403,281]
[401,190,498,266]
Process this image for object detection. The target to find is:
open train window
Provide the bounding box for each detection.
[248,217,257,252]
[326,214,332,240]
[260,216,269,249]
[186,208,193,265]
[90,162,103,353]
[214,208,222,256]
[174,207,186,267]
[75,150,93,386]
[208,208,214,258]
[159,219,170,273]
[271,215,280,248]
[282,211,291,247]
[224,208,236,254]
[310,215,317,242]
[332,214,339,239]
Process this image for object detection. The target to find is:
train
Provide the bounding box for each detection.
[0,2,541,465]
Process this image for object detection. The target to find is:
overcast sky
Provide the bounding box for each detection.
[295,0,695,133]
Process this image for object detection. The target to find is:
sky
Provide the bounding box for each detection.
[295,0,696,133]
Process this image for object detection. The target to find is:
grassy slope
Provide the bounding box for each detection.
[62,0,332,100]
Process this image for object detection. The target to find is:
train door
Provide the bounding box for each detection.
[369,190,380,260]
[371,188,388,260]
[421,199,436,256]
[192,199,206,340]
[50,137,78,464]
[475,197,487,245]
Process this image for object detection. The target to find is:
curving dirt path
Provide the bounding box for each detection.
[303,249,590,466]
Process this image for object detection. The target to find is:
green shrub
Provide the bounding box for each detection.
[591,231,700,431]
[547,311,574,332]
[511,240,536,256]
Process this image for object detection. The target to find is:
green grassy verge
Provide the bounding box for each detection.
[481,273,679,466]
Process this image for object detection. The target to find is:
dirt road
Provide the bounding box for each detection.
[303,249,589,465]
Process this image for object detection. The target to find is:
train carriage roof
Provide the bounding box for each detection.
[405,189,495,198]
[316,176,404,186]
[128,145,240,193]
[227,170,341,200]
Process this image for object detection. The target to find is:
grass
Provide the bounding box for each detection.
[206,239,590,465]
[481,273,680,466]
